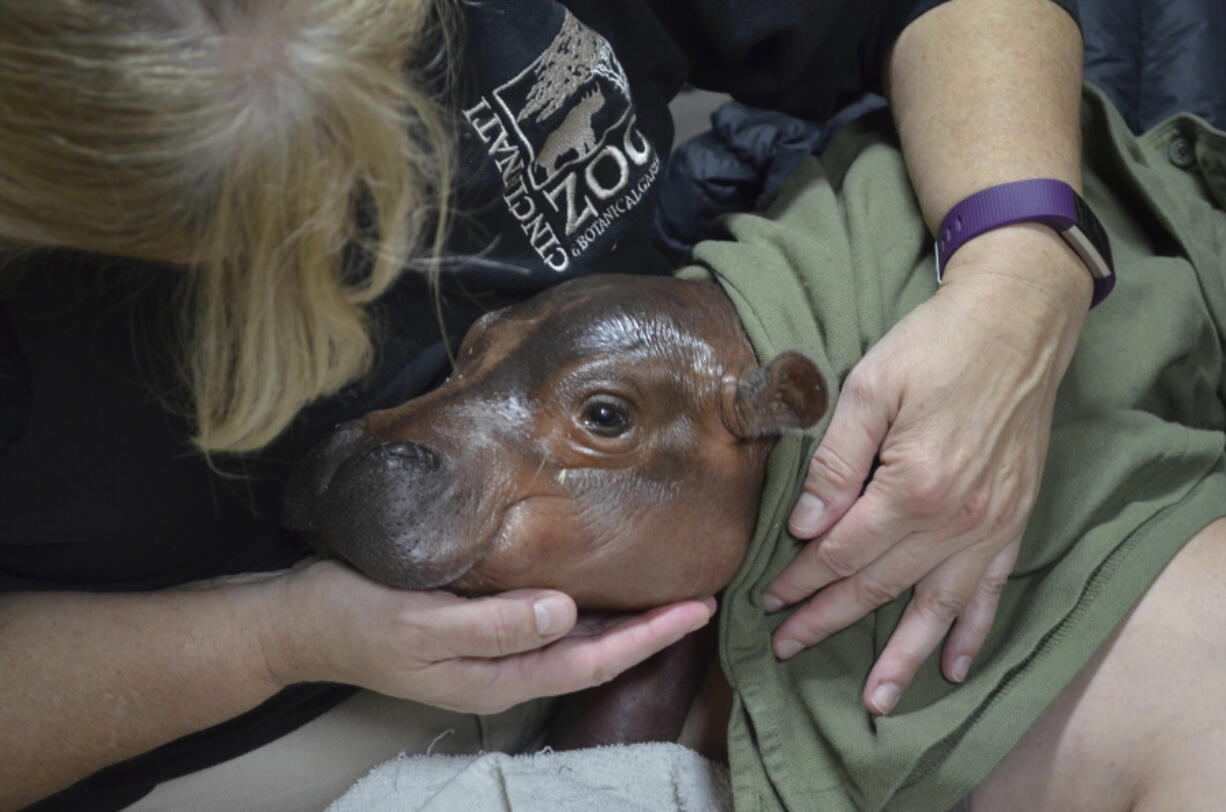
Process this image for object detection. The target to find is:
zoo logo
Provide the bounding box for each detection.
[463,12,659,272]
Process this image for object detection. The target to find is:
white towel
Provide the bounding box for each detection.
[327,742,733,812]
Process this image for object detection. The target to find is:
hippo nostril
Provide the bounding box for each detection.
[302,436,473,590]
[282,421,378,533]
[377,441,442,471]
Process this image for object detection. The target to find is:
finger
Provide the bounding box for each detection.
[858,551,992,715]
[770,526,984,657]
[786,370,893,540]
[767,483,919,610]
[770,535,919,658]
[421,589,581,659]
[565,611,630,638]
[459,598,716,712]
[940,540,1019,684]
[564,595,715,639]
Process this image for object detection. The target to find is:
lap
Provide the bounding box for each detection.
[972,516,1226,811]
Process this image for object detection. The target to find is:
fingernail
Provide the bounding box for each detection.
[790,493,825,536]
[951,655,972,683]
[533,596,569,637]
[871,682,901,715]
[762,593,785,613]
[775,638,803,660]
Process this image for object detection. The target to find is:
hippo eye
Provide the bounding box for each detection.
[581,399,631,437]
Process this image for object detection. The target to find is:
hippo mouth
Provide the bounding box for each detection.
[283,421,494,589]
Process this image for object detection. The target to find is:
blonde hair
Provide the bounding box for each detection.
[0,0,454,452]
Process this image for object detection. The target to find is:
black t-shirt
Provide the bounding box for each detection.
[2,0,1077,807]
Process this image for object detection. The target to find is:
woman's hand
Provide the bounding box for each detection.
[764,225,1090,715]
[254,559,717,715]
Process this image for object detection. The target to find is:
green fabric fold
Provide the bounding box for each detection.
[678,85,1226,811]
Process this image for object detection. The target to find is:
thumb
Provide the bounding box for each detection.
[787,373,891,540]
[427,589,579,660]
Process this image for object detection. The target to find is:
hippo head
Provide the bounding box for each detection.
[284,275,826,609]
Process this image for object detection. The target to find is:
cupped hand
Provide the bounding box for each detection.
[252,559,716,715]
[764,226,1091,715]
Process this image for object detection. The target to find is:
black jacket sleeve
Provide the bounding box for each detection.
[644,0,1080,121]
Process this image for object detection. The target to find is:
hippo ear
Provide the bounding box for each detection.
[722,351,827,439]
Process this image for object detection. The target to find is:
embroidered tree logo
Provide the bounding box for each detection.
[519,13,629,125]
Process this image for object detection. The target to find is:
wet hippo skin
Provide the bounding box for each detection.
[283,274,826,747]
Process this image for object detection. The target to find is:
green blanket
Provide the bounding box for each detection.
[678,85,1226,811]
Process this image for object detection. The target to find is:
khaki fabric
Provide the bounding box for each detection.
[679,85,1226,811]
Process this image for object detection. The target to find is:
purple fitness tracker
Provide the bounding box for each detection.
[934,179,1116,307]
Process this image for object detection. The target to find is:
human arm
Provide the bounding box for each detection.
[0,561,713,809]
[765,0,1090,713]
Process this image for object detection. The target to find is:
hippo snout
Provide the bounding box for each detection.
[378,441,442,470]
[282,420,372,534]
[284,424,482,590]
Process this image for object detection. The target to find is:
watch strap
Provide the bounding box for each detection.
[934,179,1115,307]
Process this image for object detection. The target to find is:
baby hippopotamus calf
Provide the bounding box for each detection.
[286,274,826,611]
[285,274,824,749]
